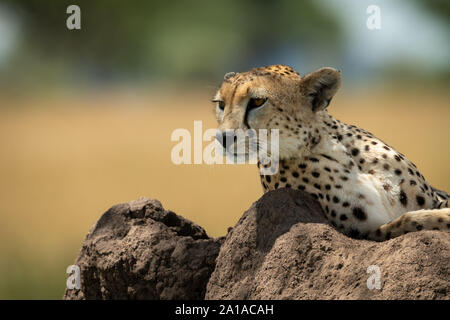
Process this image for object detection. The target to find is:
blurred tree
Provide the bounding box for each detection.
[415,0,450,23]
[0,0,343,85]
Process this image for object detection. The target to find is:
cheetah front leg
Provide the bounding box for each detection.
[369,208,450,241]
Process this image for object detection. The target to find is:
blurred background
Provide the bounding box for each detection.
[0,0,448,299]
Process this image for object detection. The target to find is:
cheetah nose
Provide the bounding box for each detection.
[215,131,236,149]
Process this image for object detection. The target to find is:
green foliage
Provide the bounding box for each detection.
[1,0,343,82]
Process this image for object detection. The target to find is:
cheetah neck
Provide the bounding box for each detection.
[260,111,382,192]
[296,111,354,168]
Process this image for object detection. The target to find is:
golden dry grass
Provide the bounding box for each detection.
[0,87,448,298]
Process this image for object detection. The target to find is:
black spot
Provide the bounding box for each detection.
[312,172,320,178]
[292,171,299,178]
[416,224,423,231]
[394,169,402,176]
[309,157,319,162]
[280,177,287,182]
[298,185,305,190]
[342,202,350,207]
[337,134,343,141]
[321,154,337,162]
[331,210,337,217]
[298,164,307,169]
[408,168,414,175]
[394,155,401,162]
[399,190,408,207]
[383,164,390,170]
[274,183,279,189]
[382,154,388,159]
[410,180,417,186]
[302,177,309,183]
[416,195,425,206]
[286,183,291,188]
[365,145,370,151]
[311,193,319,200]
[325,184,331,190]
[356,135,362,139]
[383,145,390,151]
[371,141,378,145]
[340,214,348,221]
[340,176,348,181]
[359,159,365,164]
[335,185,342,189]
[351,148,360,156]
[353,207,367,220]
[332,196,340,203]
[314,183,321,190]
[349,229,360,238]
[265,175,271,183]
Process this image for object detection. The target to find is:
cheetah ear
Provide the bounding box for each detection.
[224,72,237,81]
[301,67,342,112]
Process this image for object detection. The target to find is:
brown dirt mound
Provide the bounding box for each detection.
[64,189,450,300]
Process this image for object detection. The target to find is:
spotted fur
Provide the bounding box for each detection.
[213,65,450,241]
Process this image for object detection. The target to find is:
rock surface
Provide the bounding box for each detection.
[63,197,223,300]
[206,189,450,299]
[64,189,450,300]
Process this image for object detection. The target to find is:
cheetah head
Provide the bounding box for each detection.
[213,65,342,160]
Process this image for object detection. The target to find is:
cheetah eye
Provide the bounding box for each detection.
[247,97,267,110]
[213,100,225,111]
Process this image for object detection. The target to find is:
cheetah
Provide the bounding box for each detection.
[213,64,450,241]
